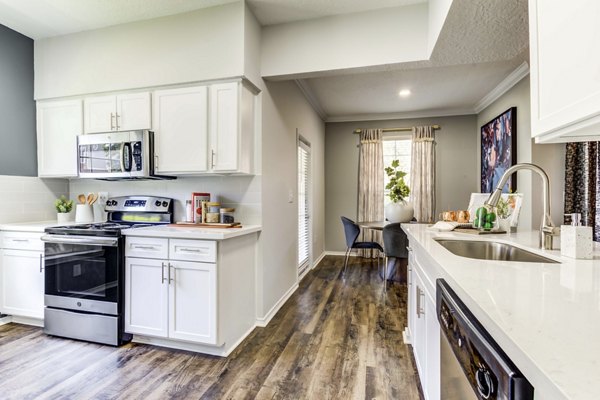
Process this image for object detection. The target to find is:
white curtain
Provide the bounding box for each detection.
[358,129,384,257]
[411,126,436,223]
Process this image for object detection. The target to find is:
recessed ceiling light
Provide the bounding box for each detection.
[399,89,411,97]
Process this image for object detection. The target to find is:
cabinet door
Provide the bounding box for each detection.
[153,86,208,174]
[530,0,600,142]
[425,294,440,400]
[412,271,427,389]
[37,99,82,177]
[124,257,168,337]
[168,260,217,344]
[209,82,239,172]
[0,249,44,319]
[84,95,116,134]
[116,92,151,131]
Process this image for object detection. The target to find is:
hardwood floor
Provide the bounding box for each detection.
[0,256,422,400]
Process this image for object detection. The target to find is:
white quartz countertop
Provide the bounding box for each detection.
[121,224,262,240]
[0,220,81,232]
[402,223,600,400]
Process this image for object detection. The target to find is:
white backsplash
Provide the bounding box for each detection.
[69,175,262,225]
[0,176,69,223]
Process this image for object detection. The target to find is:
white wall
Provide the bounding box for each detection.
[0,176,68,223]
[477,76,565,230]
[427,0,454,55]
[258,79,325,318]
[34,2,246,99]
[69,176,261,225]
[260,4,429,79]
[325,115,478,252]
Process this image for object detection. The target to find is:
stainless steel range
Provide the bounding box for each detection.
[41,195,173,346]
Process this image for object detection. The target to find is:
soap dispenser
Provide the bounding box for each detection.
[560,213,593,259]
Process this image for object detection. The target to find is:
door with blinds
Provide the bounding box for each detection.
[297,137,311,278]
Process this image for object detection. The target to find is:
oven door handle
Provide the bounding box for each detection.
[41,235,119,247]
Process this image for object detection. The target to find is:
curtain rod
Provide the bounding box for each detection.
[353,125,441,134]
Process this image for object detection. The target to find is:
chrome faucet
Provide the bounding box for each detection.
[484,163,559,250]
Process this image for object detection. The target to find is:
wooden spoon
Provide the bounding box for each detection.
[89,193,98,205]
[78,194,86,204]
[87,193,94,205]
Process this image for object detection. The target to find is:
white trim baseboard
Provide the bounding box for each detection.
[11,315,43,327]
[0,315,12,326]
[474,61,530,113]
[256,282,299,328]
[312,251,326,269]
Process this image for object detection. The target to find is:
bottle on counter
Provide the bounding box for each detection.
[561,212,593,259]
[185,200,193,222]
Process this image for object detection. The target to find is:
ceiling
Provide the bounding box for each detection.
[0,0,529,122]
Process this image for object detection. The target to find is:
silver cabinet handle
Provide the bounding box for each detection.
[408,267,412,286]
[168,263,174,284]
[416,286,425,318]
[115,113,120,130]
[39,254,44,273]
[11,239,29,242]
[161,262,166,284]
[132,245,159,251]
[177,247,205,253]
[110,112,115,130]
[211,150,216,168]
[154,155,159,172]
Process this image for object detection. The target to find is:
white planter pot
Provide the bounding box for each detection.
[385,201,414,223]
[57,212,72,223]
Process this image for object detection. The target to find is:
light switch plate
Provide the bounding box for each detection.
[97,192,109,206]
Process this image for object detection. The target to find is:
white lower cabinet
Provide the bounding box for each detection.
[0,249,44,319]
[125,237,217,345]
[408,246,440,400]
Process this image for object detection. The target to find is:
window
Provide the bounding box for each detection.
[383,137,412,205]
[298,138,311,277]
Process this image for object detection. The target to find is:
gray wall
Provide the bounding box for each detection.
[477,76,565,230]
[0,24,36,176]
[325,115,478,252]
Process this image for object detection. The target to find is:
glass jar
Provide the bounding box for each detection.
[472,204,499,232]
[220,208,235,224]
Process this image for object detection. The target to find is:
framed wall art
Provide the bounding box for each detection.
[480,107,517,193]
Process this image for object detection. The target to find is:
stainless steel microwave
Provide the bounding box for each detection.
[77,130,174,180]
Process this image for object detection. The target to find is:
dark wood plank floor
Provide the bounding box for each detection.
[0,256,422,400]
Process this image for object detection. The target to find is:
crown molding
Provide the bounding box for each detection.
[294,79,328,121]
[325,107,475,123]
[473,61,530,114]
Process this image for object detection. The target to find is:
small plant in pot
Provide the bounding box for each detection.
[384,159,414,223]
[55,195,74,223]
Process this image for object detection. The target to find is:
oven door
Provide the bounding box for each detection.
[42,235,121,315]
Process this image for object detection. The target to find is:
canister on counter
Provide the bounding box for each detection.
[220,208,235,224]
[207,202,221,213]
[206,212,220,223]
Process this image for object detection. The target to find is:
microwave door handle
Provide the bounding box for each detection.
[123,142,132,172]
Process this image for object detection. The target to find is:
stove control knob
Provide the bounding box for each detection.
[162,201,168,207]
[112,200,117,206]
[155,200,161,207]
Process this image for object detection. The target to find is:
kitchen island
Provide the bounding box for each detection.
[403,223,599,400]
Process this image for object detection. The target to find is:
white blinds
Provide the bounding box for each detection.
[298,140,311,272]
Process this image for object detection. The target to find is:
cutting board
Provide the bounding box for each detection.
[454,228,506,235]
[170,222,242,229]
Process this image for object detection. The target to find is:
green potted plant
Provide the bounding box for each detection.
[384,159,414,223]
[55,195,74,223]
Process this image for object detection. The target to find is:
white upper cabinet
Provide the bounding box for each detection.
[209,82,255,174]
[84,92,151,134]
[529,0,600,143]
[37,99,82,177]
[153,86,208,174]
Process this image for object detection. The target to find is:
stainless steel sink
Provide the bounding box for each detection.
[434,239,559,263]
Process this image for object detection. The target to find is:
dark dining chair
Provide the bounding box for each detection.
[382,222,409,290]
[340,216,384,274]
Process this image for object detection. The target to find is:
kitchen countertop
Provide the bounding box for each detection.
[0,220,80,233]
[402,224,600,400]
[121,224,262,240]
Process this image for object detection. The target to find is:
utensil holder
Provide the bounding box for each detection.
[75,204,94,223]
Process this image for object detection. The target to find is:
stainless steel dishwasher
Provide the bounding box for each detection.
[436,279,534,400]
